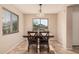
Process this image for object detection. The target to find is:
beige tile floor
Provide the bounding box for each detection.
[8,40,78,54]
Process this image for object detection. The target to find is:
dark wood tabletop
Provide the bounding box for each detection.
[23,35,54,38]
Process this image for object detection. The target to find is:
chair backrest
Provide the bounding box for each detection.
[39,31,49,36]
[28,31,38,36]
[27,31,38,44]
[39,31,49,41]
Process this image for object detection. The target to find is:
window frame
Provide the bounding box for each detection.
[2,7,19,35]
[32,18,49,31]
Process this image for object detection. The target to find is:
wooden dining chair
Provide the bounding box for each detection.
[39,31,49,53]
[27,31,38,53]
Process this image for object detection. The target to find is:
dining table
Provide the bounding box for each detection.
[23,33,54,53]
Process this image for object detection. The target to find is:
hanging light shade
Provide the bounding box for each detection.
[37,4,45,17]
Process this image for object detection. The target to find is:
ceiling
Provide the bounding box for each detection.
[14,4,71,14]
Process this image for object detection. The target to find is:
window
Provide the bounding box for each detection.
[33,18,48,31]
[2,8,19,35]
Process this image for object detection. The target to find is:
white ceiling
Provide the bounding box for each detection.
[14,4,71,14]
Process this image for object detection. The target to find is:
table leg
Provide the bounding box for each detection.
[37,38,40,53]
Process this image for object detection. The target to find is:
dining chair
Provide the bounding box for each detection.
[39,31,49,53]
[27,31,38,53]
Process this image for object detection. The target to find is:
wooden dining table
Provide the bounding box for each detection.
[23,33,54,53]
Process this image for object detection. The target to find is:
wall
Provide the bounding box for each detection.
[57,8,67,48]
[24,14,57,40]
[66,5,79,49]
[67,5,79,46]
[57,5,79,49]
[72,12,79,45]
[0,5,24,53]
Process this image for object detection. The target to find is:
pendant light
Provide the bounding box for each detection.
[37,4,45,17]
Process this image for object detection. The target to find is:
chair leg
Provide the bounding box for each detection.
[28,46,29,52]
[36,45,37,53]
[40,45,41,53]
[28,45,30,52]
[47,44,49,53]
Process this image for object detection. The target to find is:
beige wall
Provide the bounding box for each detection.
[67,5,79,47]
[72,12,79,45]
[72,6,79,45]
[56,5,79,49]
[57,8,67,48]
[0,5,24,53]
[24,14,57,40]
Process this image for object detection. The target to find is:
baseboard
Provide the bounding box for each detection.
[72,45,79,47]
[6,39,25,54]
[56,40,63,46]
[66,48,73,50]
[49,39,57,41]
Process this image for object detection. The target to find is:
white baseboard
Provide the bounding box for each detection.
[6,39,25,54]
[72,44,79,46]
[66,48,73,50]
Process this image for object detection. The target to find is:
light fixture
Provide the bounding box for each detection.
[37,4,45,17]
